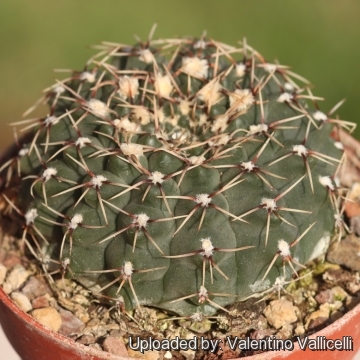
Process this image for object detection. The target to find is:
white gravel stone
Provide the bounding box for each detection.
[3,264,31,294]
[31,307,62,333]
[263,299,299,329]
[10,291,33,313]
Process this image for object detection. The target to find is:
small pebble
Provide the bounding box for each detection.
[326,235,360,272]
[72,294,89,306]
[263,299,298,329]
[21,276,51,300]
[32,295,50,309]
[31,307,62,332]
[103,336,128,356]
[305,303,330,330]
[307,316,329,330]
[78,335,96,345]
[58,308,85,336]
[164,351,172,359]
[315,289,334,304]
[331,286,349,302]
[3,264,31,294]
[294,324,305,336]
[10,291,33,313]
[3,252,22,268]
[276,324,293,340]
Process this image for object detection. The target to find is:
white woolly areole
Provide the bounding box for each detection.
[211,115,229,133]
[118,76,139,99]
[179,100,191,115]
[189,155,206,165]
[334,213,343,228]
[133,213,149,228]
[87,99,108,118]
[69,214,83,229]
[241,161,256,172]
[80,71,96,83]
[195,194,212,207]
[90,175,107,188]
[182,57,209,78]
[171,131,187,141]
[201,238,214,257]
[44,115,59,127]
[261,198,277,211]
[25,208,38,226]
[62,258,71,267]
[53,84,65,94]
[278,239,291,257]
[190,312,204,322]
[138,49,153,63]
[120,143,144,157]
[148,171,164,185]
[154,74,173,98]
[122,261,134,278]
[19,148,29,157]
[319,176,335,191]
[42,167,57,182]
[313,110,327,122]
[334,142,344,150]
[277,93,293,103]
[249,279,270,293]
[75,137,91,149]
[273,276,286,289]
[197,80,222,104]
[293,144,308,157]
[229,89,254,112]
[235,63,246,77]
[248,123,268,135]
[133,107,151,125]
[284,82,295,91]
[113,118,139,133]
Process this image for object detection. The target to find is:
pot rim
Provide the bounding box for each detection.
[0,285,132,359]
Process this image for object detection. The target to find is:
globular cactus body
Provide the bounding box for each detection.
[3,34,353,316]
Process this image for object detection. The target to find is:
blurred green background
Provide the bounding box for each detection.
[0,0,359,151]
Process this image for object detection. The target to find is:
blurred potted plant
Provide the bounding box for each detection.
[0,32,360,359]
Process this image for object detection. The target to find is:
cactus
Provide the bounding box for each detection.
[1,32,354,316]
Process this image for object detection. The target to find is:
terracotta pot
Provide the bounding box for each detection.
[0,286,359,360]
[0,287,130,360]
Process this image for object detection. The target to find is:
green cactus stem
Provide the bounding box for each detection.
[1,33,354,316]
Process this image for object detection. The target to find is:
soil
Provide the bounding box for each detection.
[0,128,360,359]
